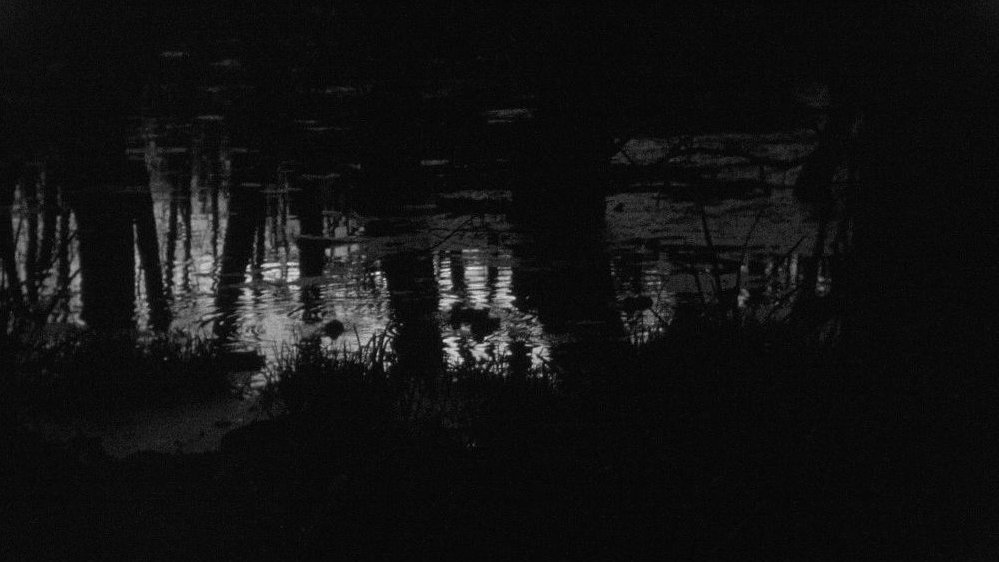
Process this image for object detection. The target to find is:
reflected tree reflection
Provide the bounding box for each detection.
[165,176,180,300]
[383,251,444,378]
[511,176,624,376]
[292,175,327,325]
[24,170,39,304]
[55,198,72,320]
[70,182,172,333]
[214,183,264,342]
[0,165,23,300]
[72,194,136,332]
[135,189,171,332]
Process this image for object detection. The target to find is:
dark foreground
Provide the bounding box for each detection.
[4,326,996,561]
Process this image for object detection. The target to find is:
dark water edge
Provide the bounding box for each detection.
[3,331,990,560]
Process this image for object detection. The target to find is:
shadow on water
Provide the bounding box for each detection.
[290,170,327,328]
[2,163,78,319]
[214,182,265,344]
[1,165,24,299]
[135,189,171,332]
[163,166,189,301]
[356,84,423,213]
[71,186,172,333]
[70,190,134,332]
[383,250,444,378]
[37,169,60,301]
[510,161,625,376]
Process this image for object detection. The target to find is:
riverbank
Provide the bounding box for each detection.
[6,321,991,560]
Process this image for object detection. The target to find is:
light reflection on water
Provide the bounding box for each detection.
[5,137,832,373]
[3,42,837,374]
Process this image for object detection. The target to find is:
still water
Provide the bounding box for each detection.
[3,122,831,377]
[2,43,835,379]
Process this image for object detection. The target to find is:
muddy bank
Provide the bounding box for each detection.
[6,345,993,560]
[22,393,259,458]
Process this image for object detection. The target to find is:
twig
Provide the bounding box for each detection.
[779,235,808,265]
[733,207,767,310]
[699,204,724,302]
[427,217,473,252]
[690,267,708,306]
[763,285,805,324]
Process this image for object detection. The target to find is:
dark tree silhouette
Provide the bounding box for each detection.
[382,251,444,378]
[215,184,265,342]
[0,170,22,299]
[72,196,136,332]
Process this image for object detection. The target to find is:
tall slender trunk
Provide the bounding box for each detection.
[215,185,265,342]
[73,196,136,332]
[0,175,21,299]
[382,251,443,378]
[293,177,327,323]
[165,186,179,299]
[36,168,59,298]
[134,191,171,331]
[830,6,998,557]
[508,16,623,376]
[56,202,71,320]
[181,183,192,292]
[24,172,38,305]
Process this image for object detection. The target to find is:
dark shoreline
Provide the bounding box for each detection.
[4,324,990,560]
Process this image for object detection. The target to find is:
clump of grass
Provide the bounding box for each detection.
[4,324,237,419]
[2,264,240,419]
[256,330,560,452]
[257,331,393,418]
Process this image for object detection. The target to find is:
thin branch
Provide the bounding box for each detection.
[699,204,724,303]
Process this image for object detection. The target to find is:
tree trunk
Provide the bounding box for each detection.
[73,196,136,332]
[0,168,22,299]
[841,5,996,386]
[215,185,265,342]
[134,191,171,332]
[382,251,444,378]
[833,5,998,557]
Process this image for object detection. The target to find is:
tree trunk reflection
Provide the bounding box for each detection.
[134,190,171,331]
[0,169,21,299]
[511,182,623,376]
[214,185,264,342]
[165,183,179,299]
[382,251,444,378]
[73,196,136,332]
[293,178,326,324]
[24,171,39,305]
